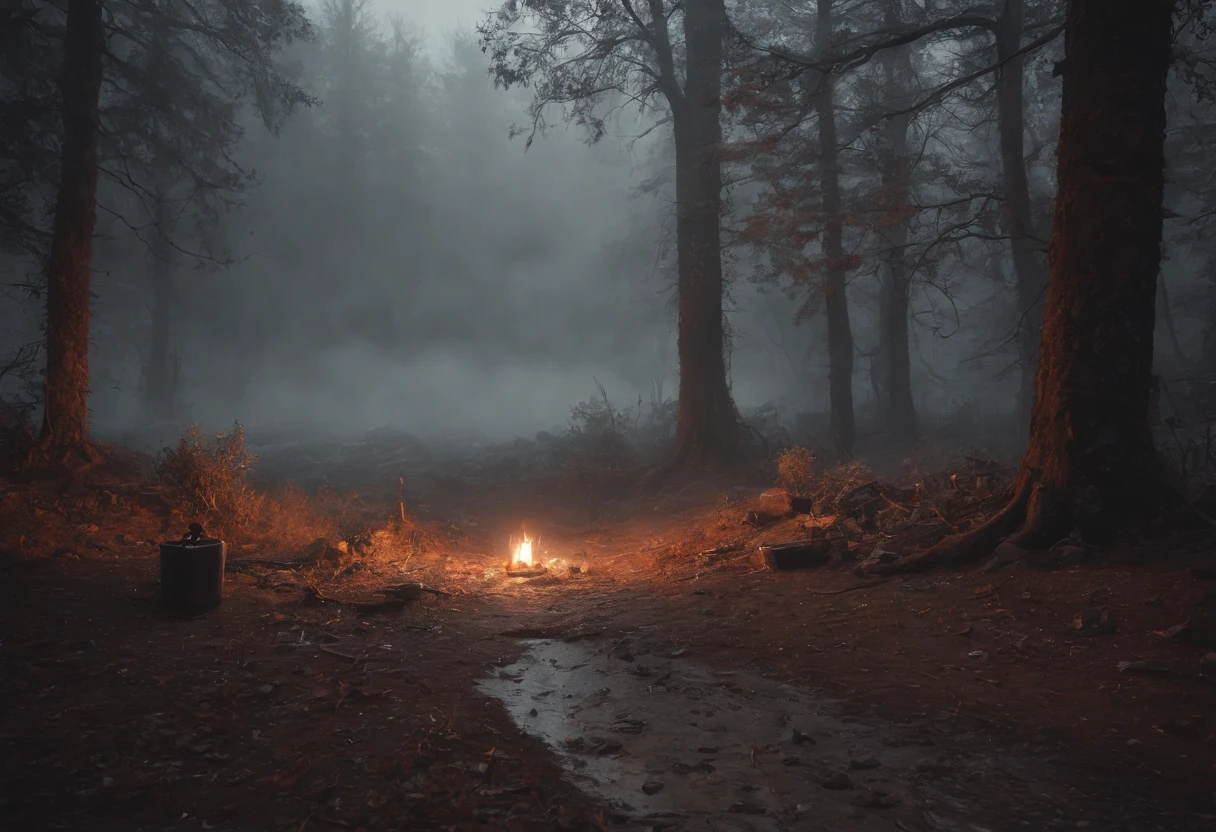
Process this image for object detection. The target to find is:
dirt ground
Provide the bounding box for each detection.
[2,443,1215,831]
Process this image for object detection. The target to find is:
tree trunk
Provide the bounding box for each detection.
[41,0,104,455]
[666,0,739,467]
[882,232,916,441]
[888,0,1175,571]
[879,0,917,442]
[996,0,1047,428]
[869,338,887,409]
[815,0,856,456]
[145,188,179,422]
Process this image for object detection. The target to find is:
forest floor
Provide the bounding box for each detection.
[2,434,1216,832]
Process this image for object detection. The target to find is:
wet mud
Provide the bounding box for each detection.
[481,639,1092,831]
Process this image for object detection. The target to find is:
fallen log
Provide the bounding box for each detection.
[505,564,548,578]
[756,539,835,571]
[379,583,423,602]
[790,496,814,515]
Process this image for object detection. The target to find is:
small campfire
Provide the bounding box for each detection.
[505,528,547,578]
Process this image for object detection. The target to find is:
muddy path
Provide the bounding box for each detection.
[484,637,946,831]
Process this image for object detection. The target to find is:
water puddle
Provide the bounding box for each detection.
[481,639,949,830]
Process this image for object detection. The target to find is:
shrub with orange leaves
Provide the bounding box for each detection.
[775,446,815,496]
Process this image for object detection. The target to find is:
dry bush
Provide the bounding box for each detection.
[554,382,638,487]
[155,421,263,534]
[1157,421,1216,500]
[157,423,378,543]
[775,446,815,496]
[256,484,369,550]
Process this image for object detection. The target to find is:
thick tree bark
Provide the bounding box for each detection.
[815,0,856,456]
[996,0,1048,428]
[41,0,104,455]
[666,0,739,467]
[879,0,917,442]
[887,0,1175,571]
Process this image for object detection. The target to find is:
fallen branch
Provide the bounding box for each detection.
[318,644,362,662]
[867,481,1030,574]
[880,493,912,513]
[924,503,959,533]
[302,578,445,614]
[757,539,834,570]
[227,557,306,573]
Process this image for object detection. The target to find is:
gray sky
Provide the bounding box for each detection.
[372,0,489,49]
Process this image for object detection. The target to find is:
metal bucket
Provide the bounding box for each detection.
[159,538,226,615]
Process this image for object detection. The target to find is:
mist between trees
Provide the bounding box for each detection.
[1,1,1213,470]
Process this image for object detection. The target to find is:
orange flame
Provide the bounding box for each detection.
[512,534,533,566]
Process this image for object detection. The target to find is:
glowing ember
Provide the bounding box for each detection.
[512,534,533,567]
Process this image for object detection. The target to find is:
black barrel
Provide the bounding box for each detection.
[159,538,226,615]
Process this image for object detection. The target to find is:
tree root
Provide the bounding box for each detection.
[638,439,693,492]
[641,436,717,491]
[13,440,106,485]
[874,448,1182,575]
[871,481,1035,574]
[642,424,749,492]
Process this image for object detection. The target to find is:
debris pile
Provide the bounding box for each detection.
[747,457,1016,573]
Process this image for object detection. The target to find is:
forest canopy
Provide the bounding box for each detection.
[1,0,1214,469]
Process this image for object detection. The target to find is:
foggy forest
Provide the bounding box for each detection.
[2,0,1216,830]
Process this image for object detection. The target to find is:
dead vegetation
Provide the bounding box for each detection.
[154,421,263,533]
[554,382,640,488]
[529,381,676,491]
[653,455,1023,578]
[152,421,407,560]
[774,445,814,496]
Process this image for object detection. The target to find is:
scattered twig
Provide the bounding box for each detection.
[880,493,912,513]
[227,557,310,573]
[317,645,360,662]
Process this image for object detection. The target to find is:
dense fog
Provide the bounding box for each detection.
[4,0,1212,454]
